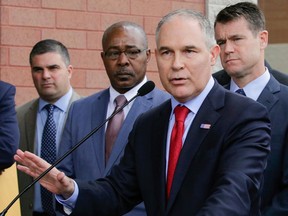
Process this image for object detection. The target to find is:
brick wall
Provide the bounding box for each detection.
[258,0,288,44]
[0,0,205,106]
[258,0,288,74]
[3,0,283,106]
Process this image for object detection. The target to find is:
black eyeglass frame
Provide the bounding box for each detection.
[103,48,148,60]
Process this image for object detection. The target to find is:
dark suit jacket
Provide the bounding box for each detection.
[58,87,170,216]
[70,81,271,216]
[214,71,288,215]
[16,90,81,216]
[258,76,288,215]
[0,81,19,170]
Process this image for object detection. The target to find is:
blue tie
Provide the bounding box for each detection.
[235,89,246,96]
[40,104,56,216]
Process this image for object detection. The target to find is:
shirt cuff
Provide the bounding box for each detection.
[55,180,79,215]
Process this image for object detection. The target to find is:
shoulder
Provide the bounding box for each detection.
[16,99,38,114]
[0,80,14,89]
[71,90,82,102]
[212,69,231,86]
[137,99,171,121]
[150,87,170,100]
[265,61,288,85]
[0,81,15,97]
[270,69,288,86]
[71,89,109,107]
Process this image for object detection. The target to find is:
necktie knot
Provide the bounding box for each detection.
[174,105,190,122]
[115,95,127,109]
[235,89,246,96]
[45,104,54,115]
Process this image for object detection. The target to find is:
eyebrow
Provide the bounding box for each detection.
[158,45,198,51]
[32,64,60,70]
[106,45,139,50]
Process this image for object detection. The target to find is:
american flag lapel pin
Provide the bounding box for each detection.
[200,123,211,129]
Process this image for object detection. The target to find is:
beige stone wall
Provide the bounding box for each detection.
[266,44,288,74]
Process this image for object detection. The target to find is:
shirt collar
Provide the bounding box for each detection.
[230,68,270,101]
[39,87,73,112]
[109,76,148,103]
[171,76,215,115]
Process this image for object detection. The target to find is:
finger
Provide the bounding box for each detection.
[14,149,25,163]
[17,164,39,178]
[16,149,24,155]
[24,151,51,170]
[58,172,67,183]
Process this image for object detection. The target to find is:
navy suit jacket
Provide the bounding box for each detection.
[0,81,19,170]
[70,81,271,216]
[258,76,288,215]
[215,73,288,215]
[58,87,170,216]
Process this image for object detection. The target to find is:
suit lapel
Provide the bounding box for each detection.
[104,93,154,174]
[91,90,110,175]
[166,83,224,212]
[151,101,171,213]
[24,100,38,152]
[64,90,81,123]
[257,76,280,111]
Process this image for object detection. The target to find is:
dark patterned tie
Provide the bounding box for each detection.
[167,105,190,198]
[235,88,246,96]
[41,104,56,216]
[105,95,127,163]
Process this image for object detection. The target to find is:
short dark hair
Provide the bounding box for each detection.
[29,39,70,66]
[102,21,148,49]
[214,2,266,36]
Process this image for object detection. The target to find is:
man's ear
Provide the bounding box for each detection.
[210,44,220,66]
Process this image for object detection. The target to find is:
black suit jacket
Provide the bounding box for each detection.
[70,81,271,216]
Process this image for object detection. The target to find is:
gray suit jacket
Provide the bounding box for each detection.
[16,90,81,216]
[58,87,170,216]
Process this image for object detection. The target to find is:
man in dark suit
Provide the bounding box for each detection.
[213,2,288,215]
[57,21,169,216]
[213,60,288,86]
[0,80,19,173]
[15,9,271,215]
[16,39,81,216]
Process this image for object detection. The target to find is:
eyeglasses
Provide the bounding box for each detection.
[103,48,147,60]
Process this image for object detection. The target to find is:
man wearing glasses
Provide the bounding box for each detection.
[57,21,169,216]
